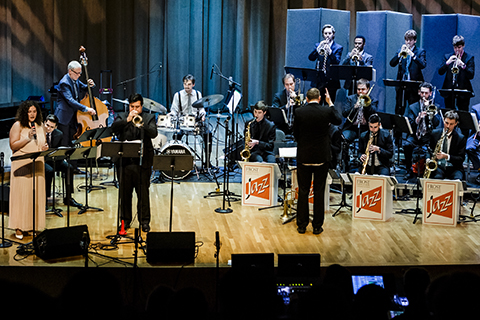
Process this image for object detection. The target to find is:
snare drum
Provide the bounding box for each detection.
[179,115,196,131]
[157,114,176,132]
[159,141,194,180]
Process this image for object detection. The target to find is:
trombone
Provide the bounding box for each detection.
[347,84,375,123]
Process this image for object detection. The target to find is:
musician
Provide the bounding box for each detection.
[438,35,475,111]
[169,74,212,164]
[55,61,97,148]
[359,114,394,176]
[294,88,342,235]
[308,24,343,103]
[247,101,276,163]
[271,73,297,133]
[44,114,83,211]
[466,104,480,183]
[428,110,466,180]
[403,82,443,180]
[389,30,426,116]
[111,93,157,233]
[342,36,373,67]
[341,78,378,171]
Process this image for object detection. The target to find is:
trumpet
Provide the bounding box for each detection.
[399,45,409,59]
[132,114,143,127]
[451,56,460,74]
[316,40,330,56]
[350,49,361,62]
[361,132,375,174]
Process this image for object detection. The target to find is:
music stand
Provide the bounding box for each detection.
[76,126,112,192]
[98,141,141,245]
[377,112,412,171]
[383,79,422,115]
[331,172,352,217]
[438,88,474,110]
[331,65,373,94]
[153,154,194,232]
[69,147,103,215]
[267,108,288,131]
[284,66,318,97]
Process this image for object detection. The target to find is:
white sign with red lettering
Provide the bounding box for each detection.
[240,162,280,207]
[353,174,394,221]
[422,179,462,227]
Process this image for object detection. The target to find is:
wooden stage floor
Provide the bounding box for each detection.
[2,168,480,269]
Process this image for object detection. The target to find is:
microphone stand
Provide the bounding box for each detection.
[0,152,12,248]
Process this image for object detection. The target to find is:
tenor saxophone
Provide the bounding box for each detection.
[361,132,374,174]
[240,119,255,161]
[424,129,448,179]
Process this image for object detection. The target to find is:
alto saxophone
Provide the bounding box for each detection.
[240,119,255,161]
[361,132,374,174]
[424,129,448,179]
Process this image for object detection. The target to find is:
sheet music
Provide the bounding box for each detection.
[404,116,413,135]
[279,147,297,158]
[471,112,480,132]
[227,89,242,113]
[281,109,288,124]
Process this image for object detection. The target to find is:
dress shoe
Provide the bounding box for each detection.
[64,198,84,208]
[297,227,306,234]
[15,229,23,240]
[142,223,151,233]
[313,227,324,235]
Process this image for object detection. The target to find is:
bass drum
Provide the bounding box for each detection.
[159,141,194,180]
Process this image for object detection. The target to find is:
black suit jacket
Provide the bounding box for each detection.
[308,41,343,90]
[430,128,466,172]
[294,102,342,164]
[439,51,475,93]
[250,118,276,154]
[341,93,378,132]
[359,129,394,167]
[111,112,157,168]
[389,46,426,81]
[272,89,288,109]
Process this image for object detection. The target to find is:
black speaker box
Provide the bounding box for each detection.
[231,253,275,276]
[33,225,90,260]
[277,253,321,278]
[146,232,195,264]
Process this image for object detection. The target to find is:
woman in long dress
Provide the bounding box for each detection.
[9,101,48,239]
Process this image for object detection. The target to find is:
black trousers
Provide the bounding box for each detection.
[119,162,152,226]
[45,159,74,198]
[296,163,329,229]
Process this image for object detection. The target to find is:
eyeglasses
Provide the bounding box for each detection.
[71,69,82,76]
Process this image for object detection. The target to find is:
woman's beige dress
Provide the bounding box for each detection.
[8,124,46,232]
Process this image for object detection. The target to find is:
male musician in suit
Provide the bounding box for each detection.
[358,114,394,176]
[342,35,374,94]
[111,93,158,233]
[403,82,443,180]
[308,24,343,103]
[466,104,480,183]
[390,30,427,116]
[341,78,378,171]
[428,110,466,180]
[294,88,342,235]
[438,35,475,112]
[169,74,212,165]
[271,73,297,133]
[44,114,83,212]
[55,61,97,148]
[247,101,276,163]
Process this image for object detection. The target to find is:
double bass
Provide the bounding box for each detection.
[75,46,109,146]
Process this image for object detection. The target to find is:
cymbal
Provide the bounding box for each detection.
[112,97,129,104]
[207,113,229,119]
[192,94,224,108]
[143,98,167,113]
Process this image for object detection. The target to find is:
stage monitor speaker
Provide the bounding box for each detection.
[33,225,90,260]
[231,253,275,276]
[146,232,196,264]
[277,253,321,278]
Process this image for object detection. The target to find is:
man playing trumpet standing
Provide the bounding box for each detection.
[358,114,394,176]
[427,110,466,180]
[439,35,475,112]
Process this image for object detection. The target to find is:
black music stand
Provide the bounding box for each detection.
[153,154,194,232]
[267,108,288,131]
[331,171,353,217]
[98,141,141,245]
[0,152,12,248]
[45,147,75,219]
[331,65,373,94]
[438,88,474,110]
[377,112,412,171]
[76,127,112,192]
[383,79,422,115]
[69,147,103,215]
[11,149,54,237]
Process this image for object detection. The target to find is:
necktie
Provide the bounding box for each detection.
[73,81,78,100]
[187,93,192,114]
[47,132,51,147]
[404,55,411,80]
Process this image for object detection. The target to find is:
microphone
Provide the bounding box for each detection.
[210,65,215,79]
[31,122,37,140]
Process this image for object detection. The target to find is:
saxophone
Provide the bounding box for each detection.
[240,119,255,161]
[424,129,448,179]
[361,132,375,174]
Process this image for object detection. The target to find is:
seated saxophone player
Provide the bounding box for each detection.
[341,78,378,171]
[271,73,297,134]
[427,110,466,180]
[358,114,394,176]
[245,101,276,163]
[403,82,443,180]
